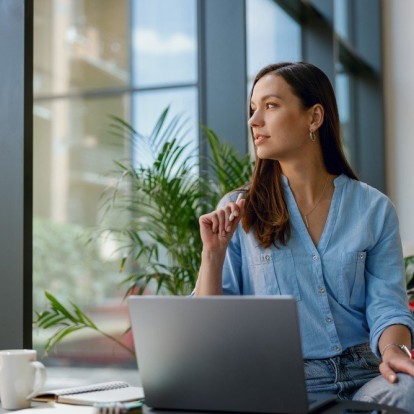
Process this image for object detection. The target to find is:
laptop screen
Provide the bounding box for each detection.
[128,296,313,414]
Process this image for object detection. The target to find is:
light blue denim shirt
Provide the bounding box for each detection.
[220,174,414,359]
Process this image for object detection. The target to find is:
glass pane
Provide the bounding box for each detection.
[33,1,200,370]
[131,0,197,87]
[334,0,350,41]
[132,87,198,167]
[33,95,136,367]
[34,0,130,97]
[246,0,301,80]
[335,72,353,165]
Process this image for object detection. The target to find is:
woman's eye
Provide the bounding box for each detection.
[266,102,277,109]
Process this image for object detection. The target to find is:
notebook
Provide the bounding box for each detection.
[128,295,337,414]
[32,381,144,406]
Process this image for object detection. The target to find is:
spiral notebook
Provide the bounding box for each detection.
[32,381,144,406]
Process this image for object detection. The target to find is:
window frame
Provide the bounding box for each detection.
[0,0,33,349]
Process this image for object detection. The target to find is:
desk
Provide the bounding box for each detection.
[0,366,407,414]
[0,400,408,414]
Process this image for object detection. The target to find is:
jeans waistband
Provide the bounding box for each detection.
[304,343,374,362]
[341,342,372,355]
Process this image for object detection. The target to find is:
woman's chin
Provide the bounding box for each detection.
[256,148,276,160]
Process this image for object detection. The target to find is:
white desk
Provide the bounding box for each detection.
[0,367,408,413]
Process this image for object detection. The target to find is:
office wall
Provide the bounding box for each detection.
[383,0,414,255]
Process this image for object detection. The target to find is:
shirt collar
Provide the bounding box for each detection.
[281,173,348,188]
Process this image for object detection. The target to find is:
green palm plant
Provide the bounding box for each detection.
[35,108,254,352]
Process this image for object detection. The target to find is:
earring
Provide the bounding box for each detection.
[310,130,316,142]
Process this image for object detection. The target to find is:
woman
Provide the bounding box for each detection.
[195,62,414,411]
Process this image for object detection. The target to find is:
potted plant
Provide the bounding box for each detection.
[34,108,254,354]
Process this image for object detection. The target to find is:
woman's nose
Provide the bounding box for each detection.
[248,110,263,127]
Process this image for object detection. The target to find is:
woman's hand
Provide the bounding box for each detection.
[199,194,245,254]
[195,194,245,296]
[378,325,414,383]
[380,346,414,383]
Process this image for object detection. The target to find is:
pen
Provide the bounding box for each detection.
[229,193,244,222]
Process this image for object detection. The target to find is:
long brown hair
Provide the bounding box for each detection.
[242,62,358,248]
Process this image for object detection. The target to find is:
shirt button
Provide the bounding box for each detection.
[359,253,364,259]
[265,255,270,261]
[319,287,325,293]
[312,255,318,261]
[326,317,332,323]
[335,346,341,352]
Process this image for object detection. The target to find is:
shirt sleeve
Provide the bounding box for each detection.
[222,227,243,295]
[365,198,414,357]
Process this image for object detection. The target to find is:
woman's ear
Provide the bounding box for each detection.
[310,104,324,131]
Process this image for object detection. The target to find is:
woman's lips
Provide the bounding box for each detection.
[254,135,269,145]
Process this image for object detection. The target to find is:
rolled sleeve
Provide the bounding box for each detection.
[365,200,414,357]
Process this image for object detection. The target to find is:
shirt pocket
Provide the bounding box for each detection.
[246,250,301,300]
[339,251,366,307]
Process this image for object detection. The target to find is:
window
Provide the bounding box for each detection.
[335,72,354,165]
[30,0,383,370]
[131,0,197,87]
[33,0,198,368]
[334,0,350,42]
[246,0,301,82]
[130,0,198,166]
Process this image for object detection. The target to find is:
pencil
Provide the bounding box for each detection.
[229,193,244,222]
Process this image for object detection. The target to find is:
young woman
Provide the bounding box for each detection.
[195,62,414,411]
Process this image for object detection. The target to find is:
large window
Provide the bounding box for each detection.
[33,0,198,368]
[31,0,383,370]
[130,0,198,165]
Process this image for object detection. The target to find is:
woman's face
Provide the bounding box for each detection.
[248,74,314,161]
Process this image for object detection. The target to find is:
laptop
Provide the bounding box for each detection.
[128,296,337,414]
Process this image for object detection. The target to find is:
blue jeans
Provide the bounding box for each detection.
[304,343,414,413]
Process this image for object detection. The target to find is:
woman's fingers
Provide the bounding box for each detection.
[379,362,398,383]
[218,208,229,236]
[200,209,230,236]
[200,193,245,241]
[379,356,414,383]
[203,212,219,234]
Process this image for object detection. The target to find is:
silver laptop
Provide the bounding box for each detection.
[128,296,336,414]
